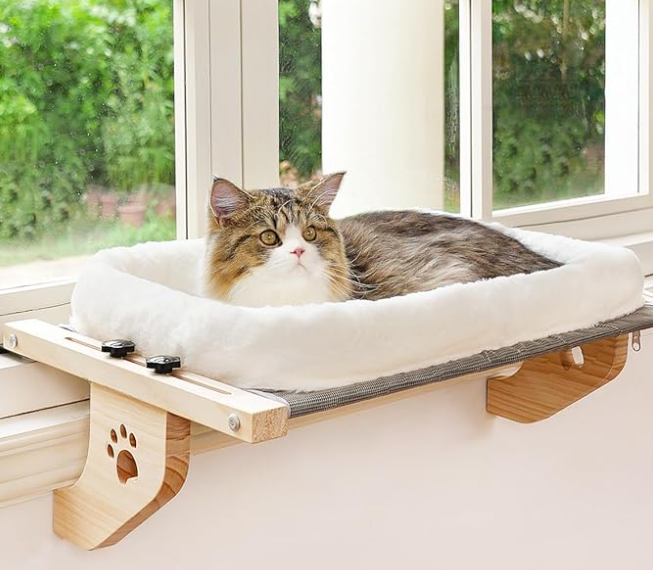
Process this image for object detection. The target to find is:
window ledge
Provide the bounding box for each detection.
[0,354,88,420]
[0,402,88,509]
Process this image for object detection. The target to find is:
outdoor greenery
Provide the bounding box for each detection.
[0,0,174,243]
[278,0,607,209]
[279,0,322,181]
[491,0,605,208]
[0,0,609,266]
[0,216,175,266]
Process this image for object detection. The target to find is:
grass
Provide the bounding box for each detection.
[0,215,176,267]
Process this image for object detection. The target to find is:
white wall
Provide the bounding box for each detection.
[2,330,653,570]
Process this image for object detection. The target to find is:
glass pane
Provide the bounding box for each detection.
[445,0,460,213]
[278,0,460,213]
[493,0,606,209]
[0,0,176,290]
[279,0,322,187]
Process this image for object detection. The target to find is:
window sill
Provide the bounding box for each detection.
[0,353,88,420]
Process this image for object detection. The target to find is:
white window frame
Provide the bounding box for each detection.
[460,0,653,240]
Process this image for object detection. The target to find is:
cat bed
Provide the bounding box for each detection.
[70,217,645,391]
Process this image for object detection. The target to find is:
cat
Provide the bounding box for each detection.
[203,173,560,307]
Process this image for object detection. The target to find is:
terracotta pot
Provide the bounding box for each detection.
[118,203,147,227]
[128,189,150,207]
[100,193,119,219]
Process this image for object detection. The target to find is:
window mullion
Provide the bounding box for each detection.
[177,0,213,240]
[459,0,472,218]
[640,0,653,198]
[471,0,493,220]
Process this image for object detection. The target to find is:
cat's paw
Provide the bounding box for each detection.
[107,424,138,484]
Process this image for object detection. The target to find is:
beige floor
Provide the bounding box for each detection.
[0,256,90,289]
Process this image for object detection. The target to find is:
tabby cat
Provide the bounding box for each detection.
[204,174,559,307]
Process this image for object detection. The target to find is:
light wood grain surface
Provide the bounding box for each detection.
[487,334,629,423]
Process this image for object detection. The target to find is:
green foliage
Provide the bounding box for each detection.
[492,0,605,207]
[280,0,607,209]
[0,215,175,266]
[0,0,174,240]
[101,0,175,192]
[279,0,322,179]
[0,0,611,247]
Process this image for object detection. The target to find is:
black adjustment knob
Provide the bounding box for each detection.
[146,355,182,374]
[101,339,136,358]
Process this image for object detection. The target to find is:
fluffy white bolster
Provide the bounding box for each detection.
[70,221,644,390]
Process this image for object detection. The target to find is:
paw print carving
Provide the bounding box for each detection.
[107,424,138,484]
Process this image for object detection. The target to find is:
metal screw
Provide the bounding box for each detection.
[6,333,17,350]
[227,414,241,432]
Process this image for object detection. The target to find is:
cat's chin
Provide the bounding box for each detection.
[226,265,335,308]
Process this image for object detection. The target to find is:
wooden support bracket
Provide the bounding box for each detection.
[0,319,639,548]
[3,319,289,550]
[54,385,190,549]
[487,334,629,423]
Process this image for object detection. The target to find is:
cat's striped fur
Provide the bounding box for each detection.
[204,174,559,306]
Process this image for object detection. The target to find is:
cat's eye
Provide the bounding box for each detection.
[303,226,317,242]
[260,229,280,246]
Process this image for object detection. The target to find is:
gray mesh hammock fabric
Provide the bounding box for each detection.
[263,302,653,418]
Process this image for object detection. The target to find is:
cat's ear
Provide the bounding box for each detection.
[301,172,345,211]
[210,177,251,221]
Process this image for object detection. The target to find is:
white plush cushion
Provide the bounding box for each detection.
[71,220,644,390]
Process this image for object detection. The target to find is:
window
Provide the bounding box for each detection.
[2,0,652,329]
[492,0,610,209]
[277,0,461,215]
[0,0,176,292]
[491,0,644,216]
[470,0,653,230]
[270,0,653,241]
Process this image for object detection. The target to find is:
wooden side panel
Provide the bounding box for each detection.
[487,334,629,423]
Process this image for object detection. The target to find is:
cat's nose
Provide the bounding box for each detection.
[291,247,305,258]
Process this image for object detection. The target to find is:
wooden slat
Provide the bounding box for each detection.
[3,320,288,444]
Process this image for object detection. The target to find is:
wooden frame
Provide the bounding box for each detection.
[0,319,638,550]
